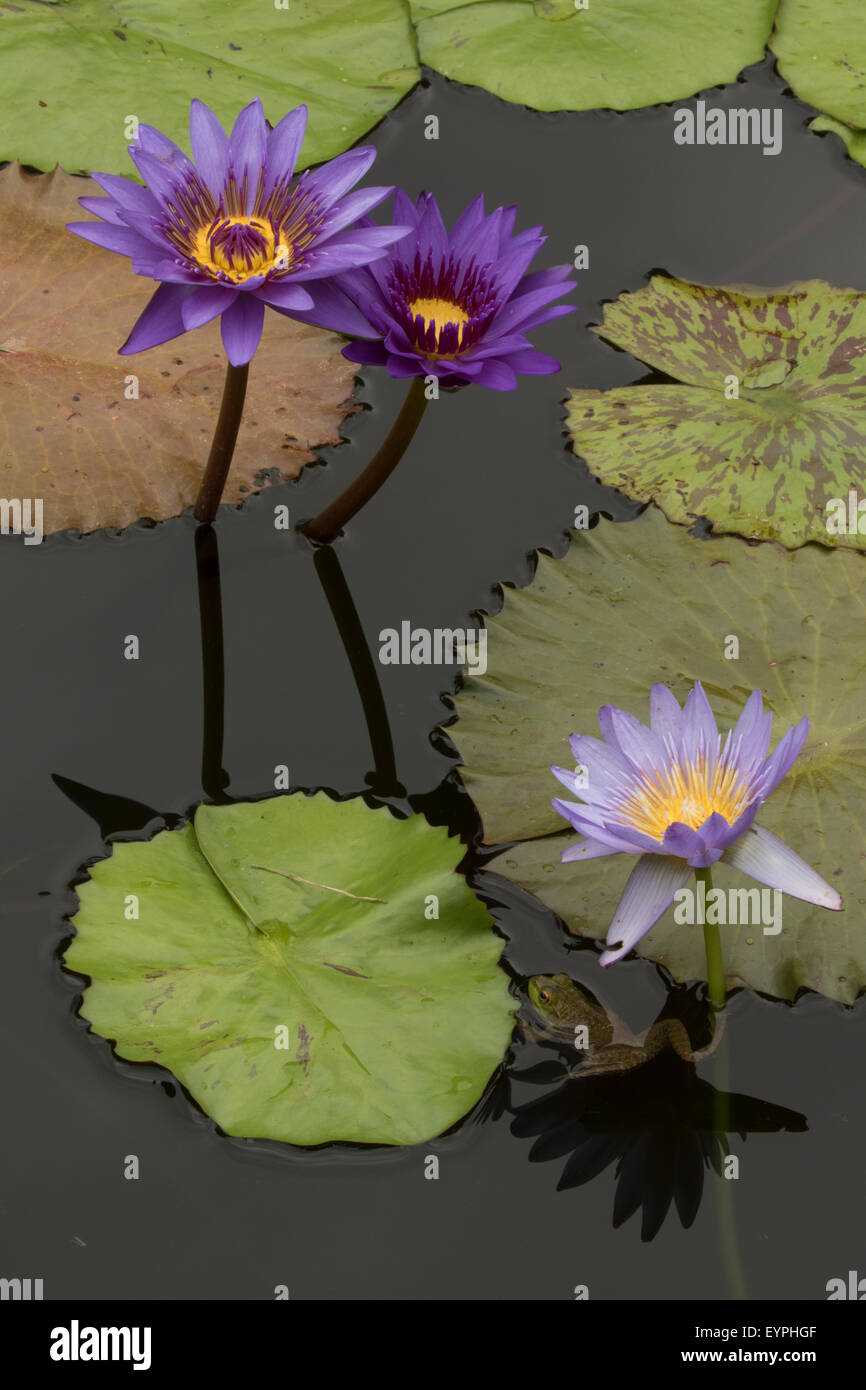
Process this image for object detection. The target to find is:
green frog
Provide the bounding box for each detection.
[525,973,722,1077]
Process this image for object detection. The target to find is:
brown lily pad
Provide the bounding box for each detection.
[0,164,358,535]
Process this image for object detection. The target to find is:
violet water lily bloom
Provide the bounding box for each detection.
[552,682,843,967]
[67,98,408,366]
[323,189,577,390]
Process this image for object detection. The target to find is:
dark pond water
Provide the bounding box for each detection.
[3,58,865,1300]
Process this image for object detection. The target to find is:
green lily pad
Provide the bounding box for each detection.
[449,507,865,1003]
[771,1,866,168]
[410,0,777,113]
[64,795,514,1145]
[567,276,866,551]
[1,0,418,177]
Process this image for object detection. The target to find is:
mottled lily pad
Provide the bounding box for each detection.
[449,508,865,1003]
[0,0,418,177]
[772,1,866,168]
[64,794,514,1146]
[411,0,777,113]
[0,164,356,535]
[567,276,866,550]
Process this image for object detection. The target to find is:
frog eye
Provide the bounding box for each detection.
[538,988,552,1004]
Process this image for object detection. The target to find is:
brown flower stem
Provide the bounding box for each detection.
[194,523,229,804]
[303,375,429,542]
[194,361,250,524]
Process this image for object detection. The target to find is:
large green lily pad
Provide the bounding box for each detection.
[410,0,777,113]
[0,164,357,535]
[449,508,865,1003]
[567,276,866,551]
[64,795,514,1146]
[0,0,418,177]
[771,1,866,169]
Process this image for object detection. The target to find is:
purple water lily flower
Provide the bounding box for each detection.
[552,682,842,967]
[322,189,577,390]
[67,98,408,366]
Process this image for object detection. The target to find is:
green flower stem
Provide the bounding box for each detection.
[696,865,726,1009]
[303,375,429,542]
[194,361,250,524]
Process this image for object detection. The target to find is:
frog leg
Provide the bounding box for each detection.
[562,1043,649,1078]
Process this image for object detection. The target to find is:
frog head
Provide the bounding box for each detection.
[528,973,588,1027]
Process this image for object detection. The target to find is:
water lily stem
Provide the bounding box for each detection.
[697,866,726,1009]
[194,361,250,524]
[194,523,229,803]
[303,375,429,542]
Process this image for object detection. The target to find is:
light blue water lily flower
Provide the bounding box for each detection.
[552,681,842,967]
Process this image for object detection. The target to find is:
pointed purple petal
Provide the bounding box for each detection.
[181,285,238,331]
[128,147,188,207]
[255,282,314,311]
[76,196,127,225]
[228,98,267,212]
[133,124,192,166]
[649,683,683,744]
[189,98,229,196]
[391,187,421,231]
[342,338,388,366]
[66,221,158,259]
[90,172,163,219]
[415,192,449,260]
[600,706,667,777]
[599,855,693,967]
[721,824,842,910]
[220,293,265,366]
[450,193,485,256]
[511,303,577,334]
[384,352,425,378]
[490,281,571,337]
[683,680,720,755]
[473,358,518,391]
[552,799,646,854]
[757,718,809,797]
[290,228,407,279]
[296,146,377,209]
[498,347,563,375]
[316,186,396,243]
[264,104,307,189]
[118,282,191,354]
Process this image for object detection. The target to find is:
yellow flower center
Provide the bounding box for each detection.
[191,215,293,284]
[409,296,470,353]
[619,758,751,840]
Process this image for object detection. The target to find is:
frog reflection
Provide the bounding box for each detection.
[511,974,806,1241]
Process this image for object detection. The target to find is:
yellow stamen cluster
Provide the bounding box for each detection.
[409,296,470,352]
[619,757,750,839]
[190,215,293,284]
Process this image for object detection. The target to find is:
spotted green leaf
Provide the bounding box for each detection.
[0,0,418,176]
[567,276,866,551]
[449,508,865,1003]
[410,0,777,112]
[64,795,513,1145]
